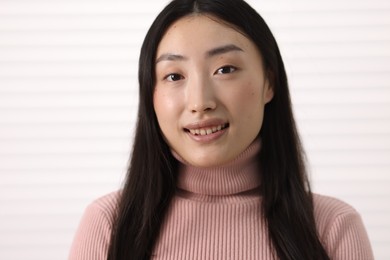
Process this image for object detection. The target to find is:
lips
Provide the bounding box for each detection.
[184,119,229,136]
[187,123,228,136]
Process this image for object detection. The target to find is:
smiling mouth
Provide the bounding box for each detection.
[185,123,229,136]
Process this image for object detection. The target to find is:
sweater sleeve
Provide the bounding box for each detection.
[323,206,374,260]
[68,192,118,260]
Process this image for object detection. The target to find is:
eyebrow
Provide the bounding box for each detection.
[155,44,244,64]
[206,44,243,57]
[155,53,187,64]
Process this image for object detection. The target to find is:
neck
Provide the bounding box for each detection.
[173,139,262,196]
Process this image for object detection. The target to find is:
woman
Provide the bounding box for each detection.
[69,0,374,259]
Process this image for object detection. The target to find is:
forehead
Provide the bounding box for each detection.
[156,14,256,56]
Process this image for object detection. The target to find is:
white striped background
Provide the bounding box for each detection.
[0,0,389,259]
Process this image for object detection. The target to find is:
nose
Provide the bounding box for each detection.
[186,75,217,113]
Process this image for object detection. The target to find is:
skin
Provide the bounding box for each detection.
[153,14,273,167]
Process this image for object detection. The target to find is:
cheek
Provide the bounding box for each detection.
[231,81,263,114]
[230,82,265,135]
[153,92,170,134]
[154,90,171,117]
[153,88,183,128]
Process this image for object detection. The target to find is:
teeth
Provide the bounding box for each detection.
[188,123,227,136]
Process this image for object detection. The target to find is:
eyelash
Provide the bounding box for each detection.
[164,73,184,82]
[214,65,237,75]
[163,65,238,82]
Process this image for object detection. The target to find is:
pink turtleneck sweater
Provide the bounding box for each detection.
[69,140,374,259]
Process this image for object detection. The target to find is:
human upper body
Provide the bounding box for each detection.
[69,0,374,259]
[69,140,373,259]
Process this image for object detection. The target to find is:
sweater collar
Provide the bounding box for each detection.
[173,139,262,196]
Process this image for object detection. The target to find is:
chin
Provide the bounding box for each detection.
[188,155,230,168]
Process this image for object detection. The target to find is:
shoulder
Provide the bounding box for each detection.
[312,193,374,260]
[313,194,357,241]
[68,190,121,260]
[313,193,357,223]
[313,193,361,237]
[85,190,121,224]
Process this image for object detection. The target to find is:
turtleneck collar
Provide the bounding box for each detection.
[172,139,262,196]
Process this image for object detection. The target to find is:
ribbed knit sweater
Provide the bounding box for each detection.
[68,140,374,259]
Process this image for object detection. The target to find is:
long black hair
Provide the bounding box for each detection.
[108,0,330,259]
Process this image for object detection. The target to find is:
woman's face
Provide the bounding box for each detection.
[153,15,273,167]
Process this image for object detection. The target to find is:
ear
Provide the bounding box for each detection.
[263,83,274,104]
[263,70,274,104]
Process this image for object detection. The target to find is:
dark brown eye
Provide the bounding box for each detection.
[166,73,183,81]
[215,66,236,75]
